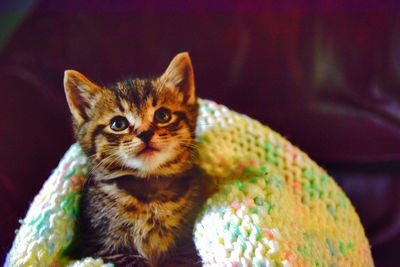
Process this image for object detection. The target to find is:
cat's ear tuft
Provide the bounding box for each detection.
[64,70,100,125]
[161,52,196,104]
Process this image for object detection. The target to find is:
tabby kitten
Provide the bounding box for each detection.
[64,53,204,266]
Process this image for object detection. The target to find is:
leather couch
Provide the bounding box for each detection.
[1,1,399,265]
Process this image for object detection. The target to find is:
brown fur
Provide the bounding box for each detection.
[64,53,206,266]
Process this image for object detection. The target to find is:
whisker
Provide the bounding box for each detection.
[89,150,121,175]
[124,144,141,150]
[195,122,219,126]
[103,154,122,171]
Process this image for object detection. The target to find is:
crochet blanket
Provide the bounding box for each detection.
[6,99,373,267]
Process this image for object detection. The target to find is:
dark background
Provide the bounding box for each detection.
[1,0,400,265]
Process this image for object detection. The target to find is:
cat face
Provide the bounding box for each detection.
[64,52,198,179]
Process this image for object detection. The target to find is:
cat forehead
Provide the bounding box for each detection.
[112,78,154,107]
[107,78,181,109]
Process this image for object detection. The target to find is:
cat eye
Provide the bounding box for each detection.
[110,116,129,131]
[154,108,172,124]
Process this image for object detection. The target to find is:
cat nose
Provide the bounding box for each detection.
[137,130,154,143]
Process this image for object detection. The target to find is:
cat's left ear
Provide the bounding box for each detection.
[160,52,196,104]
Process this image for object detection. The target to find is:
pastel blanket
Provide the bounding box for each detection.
[6,99,373,267]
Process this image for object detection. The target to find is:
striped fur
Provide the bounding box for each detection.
[64,53,204,266]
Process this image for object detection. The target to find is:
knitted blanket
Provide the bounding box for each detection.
[6,99,373,267]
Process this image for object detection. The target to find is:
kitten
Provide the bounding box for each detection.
[64,53,205,266]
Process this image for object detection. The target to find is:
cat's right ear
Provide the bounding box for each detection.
[64,70,100,125]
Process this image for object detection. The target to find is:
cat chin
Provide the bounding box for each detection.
[123,151,172,176]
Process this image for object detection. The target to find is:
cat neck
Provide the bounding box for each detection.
[93,169,199,204]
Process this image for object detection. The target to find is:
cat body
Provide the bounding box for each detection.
[64,53,204,266]
[79,171,203,266]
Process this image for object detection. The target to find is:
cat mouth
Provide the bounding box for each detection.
[136,145,159,156]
